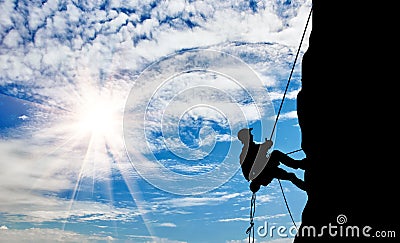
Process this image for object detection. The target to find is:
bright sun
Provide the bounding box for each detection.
[74,93,123,140]
[78,100,118,134]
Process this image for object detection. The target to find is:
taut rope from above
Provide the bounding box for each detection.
[246,5,313,243]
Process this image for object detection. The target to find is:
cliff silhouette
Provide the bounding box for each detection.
[294,1,398,242]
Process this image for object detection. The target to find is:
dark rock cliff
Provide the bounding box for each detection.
[294,1,398,242]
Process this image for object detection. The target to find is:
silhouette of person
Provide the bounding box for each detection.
[237,128,309,193]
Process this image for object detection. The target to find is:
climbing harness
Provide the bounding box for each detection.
[245,5,313,243]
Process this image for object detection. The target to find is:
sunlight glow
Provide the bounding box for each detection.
[60,79,134,233]
[66,82,127,180]
[76,99,120,137]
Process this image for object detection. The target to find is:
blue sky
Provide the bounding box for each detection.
[0,0,312,242]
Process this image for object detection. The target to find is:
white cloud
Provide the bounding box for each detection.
[269,89,301,102]
[145,237,187,243]
[0,227,114,242]
[256,194,274,203]
[2,29,23,48]
[155,192,242,208]
[0,228,185,243]
[18,115,29,120]
[0,187,141,224]
[219,213,287,223]
[157,222,177,228]
[0,134,139,224]
[266,239,295,243]
[226,238,295,243]
[276,110,299,120]
[0,0,311,88]
[166,163,216,174]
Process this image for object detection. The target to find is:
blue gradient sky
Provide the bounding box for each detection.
[0,0,312,242]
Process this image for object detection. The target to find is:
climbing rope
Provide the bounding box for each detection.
[246,5,313,243]
[245,150,302,243]
[269,5,313,141]
[245,192,256,243]
[272,4,313,230]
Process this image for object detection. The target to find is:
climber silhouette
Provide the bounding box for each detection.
[238,128,309,193]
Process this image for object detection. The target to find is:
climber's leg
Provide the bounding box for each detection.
[274,167,307,191]
[269,150,310,170]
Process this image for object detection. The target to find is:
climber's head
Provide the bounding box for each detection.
[237,128,253,144]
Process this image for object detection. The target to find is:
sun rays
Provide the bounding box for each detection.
[9,68,157,237]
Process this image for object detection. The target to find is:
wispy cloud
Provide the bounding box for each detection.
[226,238,294,243]
[269,89,301,102]
[159,192,242,208]
[218,213,287,223]
[157,222,177,228]
[0,226,188,243]
[0,138,141,224]
[0,227,115,242]
[275,110,299,120]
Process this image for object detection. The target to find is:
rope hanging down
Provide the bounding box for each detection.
[246,5,313,243]
[246,193,256,243]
